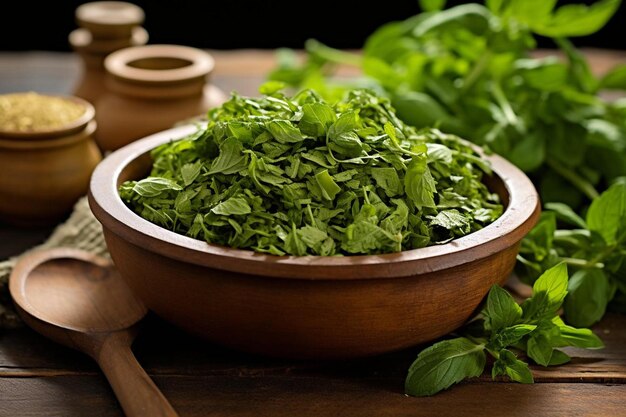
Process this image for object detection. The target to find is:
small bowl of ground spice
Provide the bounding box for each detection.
[0,92,102,225]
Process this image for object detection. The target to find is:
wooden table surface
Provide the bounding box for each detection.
[1,49,626,417]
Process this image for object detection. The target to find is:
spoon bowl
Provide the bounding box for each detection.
[9,248,178,417]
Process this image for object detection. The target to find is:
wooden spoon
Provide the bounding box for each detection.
[9,248,178,417]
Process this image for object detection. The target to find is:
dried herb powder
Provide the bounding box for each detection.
[0,92,86,132]
[120,88,502,256]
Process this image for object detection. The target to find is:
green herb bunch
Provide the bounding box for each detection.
[406,263,604,396]
[517,181,626,327]
[270,0,625,207]
[268,1,626,323]
[120,88,501,256]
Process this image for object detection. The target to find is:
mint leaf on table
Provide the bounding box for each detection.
[405,263,604,396]
[492,349,534,384]
[120,88,501,256]
[405,337,486,397]
[483,283,522,332]
[522,262,568,320]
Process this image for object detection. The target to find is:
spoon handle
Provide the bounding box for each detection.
[95,331,179,417]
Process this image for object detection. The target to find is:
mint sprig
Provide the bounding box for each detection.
[405,263,604,397]
[518,181,626,327]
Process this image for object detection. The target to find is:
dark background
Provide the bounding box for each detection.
[0,0,624,51]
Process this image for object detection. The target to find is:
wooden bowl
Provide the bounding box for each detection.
[89,125,540,359]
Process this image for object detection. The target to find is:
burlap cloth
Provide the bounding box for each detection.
[0,197,108,328]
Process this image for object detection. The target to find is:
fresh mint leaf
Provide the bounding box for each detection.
[259,80,286,95]
[371,167,403,197]
[483,285,523,332]
[587,182,626,245]
[419,0,446,12]
[530,0,621,38]
[524,263,569,320]
[503,0,556,26]
[211,196,252,216]
[545,202,587,229]
[565,269,611,327]
[405,337,486,397]
[527,332,554,366]
[404,157,437,208]
[181,162,202,186]
[493,349,534,384]
[430,210,471,236]
[519,212,556,263]
[548,349,571,366]
[600,64,626,90]
[507,131,546,172]
[556,324,605,349]
[315,170,342,201]
[208,137,248,175]
[132,177,182,198]
[489,324,536,352]
[267,120,306,144]
[299,102,336,137]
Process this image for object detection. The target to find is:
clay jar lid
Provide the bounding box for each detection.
[0,93,95,142]
[104,45,216,99]
[69,26,149,55]
[76,1,145,39]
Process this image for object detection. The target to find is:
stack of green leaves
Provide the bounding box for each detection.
[406,263,604,396]
[518,181,626,327]
[120,88,502,256]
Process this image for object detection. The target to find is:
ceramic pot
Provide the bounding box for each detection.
[95,44,225,151]
[0,97,102,226]
[70,1,148,105]
[75,1,145,39]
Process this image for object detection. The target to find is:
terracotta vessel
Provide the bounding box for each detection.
[0,96,102,226]
[95,45,225,151]
[89,125,540,359]
[70,1,148,105]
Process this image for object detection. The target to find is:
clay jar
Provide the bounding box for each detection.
[0,97,102,226]
[70,1,148,105]
[95,44,224,151]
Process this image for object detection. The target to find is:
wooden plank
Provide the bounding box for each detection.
[1,313,625,383]
[1,376,625,417]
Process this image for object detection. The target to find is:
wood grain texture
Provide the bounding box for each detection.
[1,377,625,417]
[2,314,625,381]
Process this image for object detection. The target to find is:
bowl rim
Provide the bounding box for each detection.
[0,94,95,139]
[89,124,540,280]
